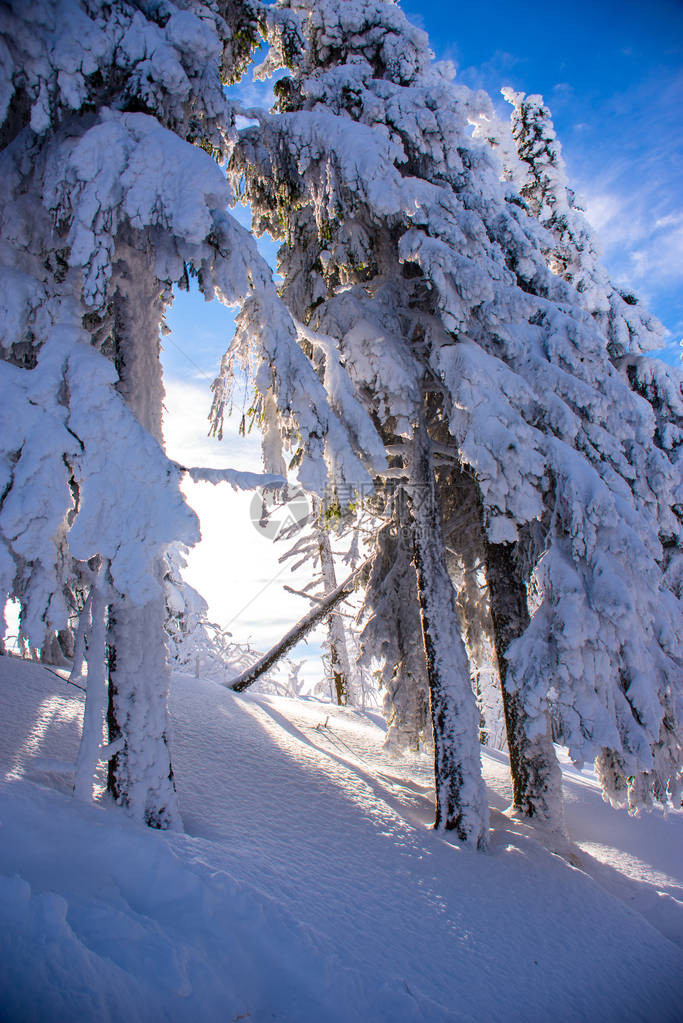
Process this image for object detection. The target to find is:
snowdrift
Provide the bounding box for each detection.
[0,656,681,1021]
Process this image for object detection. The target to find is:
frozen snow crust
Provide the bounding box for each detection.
[1,657,681,1021]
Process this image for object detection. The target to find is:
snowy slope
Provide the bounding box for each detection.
[0,656,681,1021]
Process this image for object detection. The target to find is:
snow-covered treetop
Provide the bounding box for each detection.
[278,0,432,86]
[473,88,667,358]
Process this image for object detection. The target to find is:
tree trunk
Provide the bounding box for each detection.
[317,526,351,705]
[408,420,488,847]
[229,561,366,693]
[485,540,563,827]
[104,234,180,829]
[74,583,107,802]
[107,596,180,829]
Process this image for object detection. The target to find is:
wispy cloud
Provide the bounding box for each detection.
[563,65,683,338]
[456,49,527,98]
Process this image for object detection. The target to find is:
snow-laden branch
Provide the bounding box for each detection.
[294,319,387,475]
[179,465,285,491]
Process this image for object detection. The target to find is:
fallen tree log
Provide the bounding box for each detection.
[226,558,370,693]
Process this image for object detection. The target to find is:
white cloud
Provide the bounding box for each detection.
[579,182,683,296]
[562,64,683,333]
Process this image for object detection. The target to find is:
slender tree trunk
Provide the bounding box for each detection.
[408,420,488,847]
[74,583,107,802]
[317,526,351,705]
[104,234,180,829]
[485,540,564,827]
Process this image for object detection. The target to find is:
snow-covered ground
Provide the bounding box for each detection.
[0,655,681,1021]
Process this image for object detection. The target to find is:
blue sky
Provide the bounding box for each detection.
[405,0,683,355]
[162,0,682,670]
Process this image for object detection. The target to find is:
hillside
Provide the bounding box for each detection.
[0,655,681,1021]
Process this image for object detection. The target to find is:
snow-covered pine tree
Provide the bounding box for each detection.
[483,90,683,607]
[477,90,683,807]
[231,0,681,827]
[228,3,494,845]
[0,0,382,827]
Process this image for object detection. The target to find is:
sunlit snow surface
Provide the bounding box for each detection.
[0,656,681,1021]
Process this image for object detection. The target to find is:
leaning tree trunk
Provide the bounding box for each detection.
[105,233,180,829]
[229,561,367,692]
[317,524,352,705]
[485,539,563,828]
[407,419,488,848]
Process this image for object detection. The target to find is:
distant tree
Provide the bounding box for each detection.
[277,500,355,706]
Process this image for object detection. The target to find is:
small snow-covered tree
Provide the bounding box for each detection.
[164,542,302,691]
[164,543,226,679]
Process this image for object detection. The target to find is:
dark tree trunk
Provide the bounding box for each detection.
[407,420,488,847]
[106,608,121,803]
[485,540,563,826]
